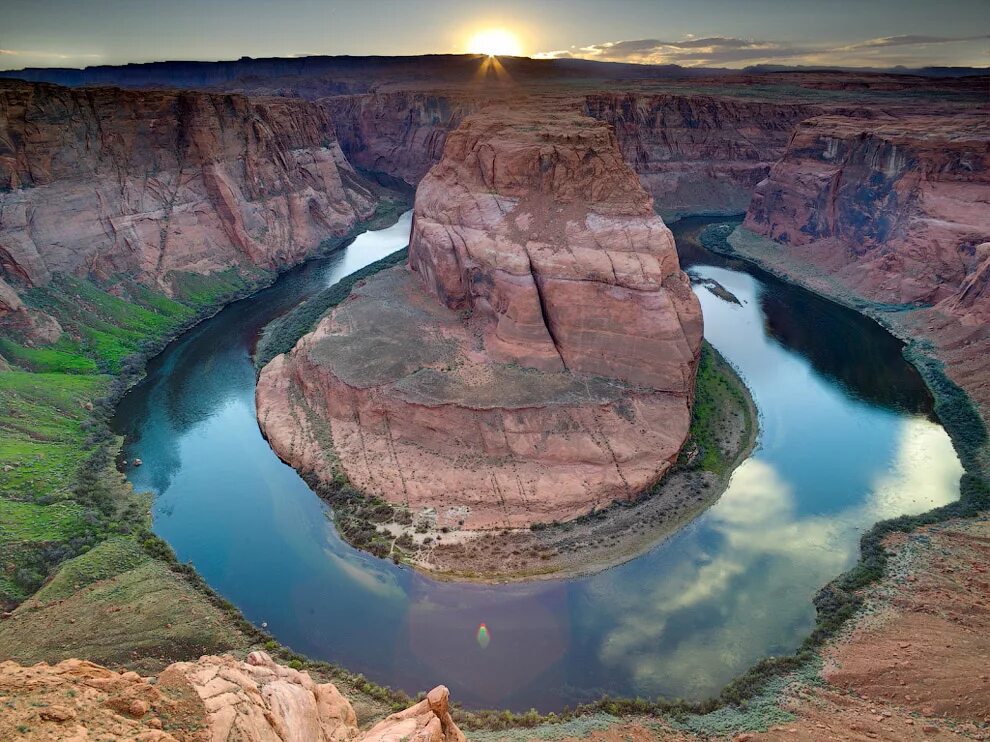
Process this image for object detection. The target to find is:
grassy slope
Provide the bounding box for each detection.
[0,269,261,609]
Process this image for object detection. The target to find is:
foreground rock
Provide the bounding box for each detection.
[258,105,702,535]
[0,650,465,742]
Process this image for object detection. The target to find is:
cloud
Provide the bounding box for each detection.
[587,416,961,698]
[845,34,990,50]
[0,48,103,61]
[536,33,989,68]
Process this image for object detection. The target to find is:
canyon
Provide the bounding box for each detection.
[0,54,988,741]
[740,112,990,421]
[257,104,703,534]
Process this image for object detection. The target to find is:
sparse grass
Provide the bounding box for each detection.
[678,343,753,476]
[32,537,150,603]
[0,338,99,374]
[0,500,88,542]
[254,198,411,367]
[0,370,107,502]
[169,268,263,307]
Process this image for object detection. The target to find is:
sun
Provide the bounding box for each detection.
[466,28,523,57]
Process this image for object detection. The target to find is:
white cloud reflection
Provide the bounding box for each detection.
[592,416,961,698]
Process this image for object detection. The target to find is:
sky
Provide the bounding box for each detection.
[1,0,988,71]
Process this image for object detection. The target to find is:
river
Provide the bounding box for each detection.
[111,212,961,711]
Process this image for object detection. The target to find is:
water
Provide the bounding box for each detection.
[112,213,961,711]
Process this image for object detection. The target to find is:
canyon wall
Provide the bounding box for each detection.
[323,89,823,220]
[585,93,820,219]
[323,91,491,185]
[0,80,378,298]
[744,113,990,305]
[742,112,990,417]
[258,106,702,532]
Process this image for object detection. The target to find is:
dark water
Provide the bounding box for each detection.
[112,213,961,711]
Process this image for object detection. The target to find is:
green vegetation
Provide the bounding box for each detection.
[254,195,411,367]
[678,343,754,476]
[0,265,274,607]
[0,195,985,737]
[0,194,414,713]
[31,537,150,603]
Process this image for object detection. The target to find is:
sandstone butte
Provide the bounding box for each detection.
[257,105,703,531]
[0,650,466,742]
[0,79,378,342]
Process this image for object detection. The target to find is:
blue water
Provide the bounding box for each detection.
[112,214,961,711]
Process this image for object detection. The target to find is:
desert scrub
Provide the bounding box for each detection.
[31,537,150,603]
[677,342,753,476]
[254,196,411,367]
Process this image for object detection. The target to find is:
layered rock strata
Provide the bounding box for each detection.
[258,107,702,530]
[585,93,820,219]
[324,91,490,185]
[0,80,377,296]
[742,112,990,418]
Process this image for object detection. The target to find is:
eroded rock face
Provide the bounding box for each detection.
[324,89,823,221]
[585,93,820,219]
[744,113,990,306]
[0,652,465,742]
[742,112,990,418]
[258,107,702,531]
[324,92,489,186]
[0,80,377,294]
[409,107,702,391]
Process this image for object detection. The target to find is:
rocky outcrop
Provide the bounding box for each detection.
[0,651,465,742]
[585,93,819,219]
[258,106,702,531]
[0,79,377,296]
[408,106,702,390]
[323,90,822,219]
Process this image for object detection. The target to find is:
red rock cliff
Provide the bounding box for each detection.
[742,111,990,418]
[0,80,377,295]
[744,113,990,305]
[409,106,702,391]
[323,91,490,185]
[585,93,820,219]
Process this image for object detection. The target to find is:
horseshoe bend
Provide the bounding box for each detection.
[256,106,705,545]
[0,8,988,739]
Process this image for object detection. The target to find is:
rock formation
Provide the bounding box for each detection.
[257,106,702,531]
[0,651,465,742]
[324,92,489,186]
[744,113,990,306]
[742,112,990,417]
[0,79,377,297]
[323,90,823,219]
[585,93,820,219]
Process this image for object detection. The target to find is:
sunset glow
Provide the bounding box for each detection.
[466,28,522,57]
